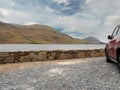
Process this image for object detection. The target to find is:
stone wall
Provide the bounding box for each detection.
[0,49,105,64]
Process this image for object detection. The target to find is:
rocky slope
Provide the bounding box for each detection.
[0,22,87,44]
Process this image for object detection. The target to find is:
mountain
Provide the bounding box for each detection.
[84,36,104,44]
[0,22,88,44]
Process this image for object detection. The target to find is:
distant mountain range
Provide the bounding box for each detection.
[0,22,103,44]
[84,36,104,44]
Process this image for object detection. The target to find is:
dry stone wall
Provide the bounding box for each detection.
[0,49,105,64]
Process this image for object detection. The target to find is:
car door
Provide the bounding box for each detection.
[114,26,120,59]
[108,25,120,59]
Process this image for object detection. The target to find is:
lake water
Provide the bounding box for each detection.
[0,44,105,52]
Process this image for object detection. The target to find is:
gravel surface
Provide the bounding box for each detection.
[0,57,120,90]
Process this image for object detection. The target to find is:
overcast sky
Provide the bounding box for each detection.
[0,0,120,42]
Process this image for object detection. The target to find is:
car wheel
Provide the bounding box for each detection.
[105,49,112,63]
[117,52,120,73]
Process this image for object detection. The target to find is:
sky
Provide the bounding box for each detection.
[0,0,120,42]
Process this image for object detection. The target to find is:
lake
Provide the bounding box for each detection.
[0,44,105,52]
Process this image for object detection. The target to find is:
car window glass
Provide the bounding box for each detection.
[117,26,120,34]
[112,25,119,36]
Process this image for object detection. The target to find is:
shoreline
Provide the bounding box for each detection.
[0,44,105,52]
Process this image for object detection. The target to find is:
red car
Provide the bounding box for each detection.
[105,25,120,71]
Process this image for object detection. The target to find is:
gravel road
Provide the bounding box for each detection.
[0,57,120,90]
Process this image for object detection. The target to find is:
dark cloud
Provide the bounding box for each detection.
[43,0,85,15]
[13,0,85,15]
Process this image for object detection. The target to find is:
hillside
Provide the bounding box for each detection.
[0,22,88,44]
[84,36,104,44]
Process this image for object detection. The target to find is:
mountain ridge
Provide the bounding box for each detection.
[0,22,88,44]
[0,22,104,44]
[84,36,104,44]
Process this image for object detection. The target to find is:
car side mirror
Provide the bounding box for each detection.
[108,35,113,40]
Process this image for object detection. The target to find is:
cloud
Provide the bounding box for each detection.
[0,11,4,19]
[104,15,120,26]
[0,0,105,41]
[51,0,69,5]
[23,22,39,25]
[42,0,85,15]
[0,9,9,18]
[0,8,9,23]
[85,0,96,4]
[0,0,120,42]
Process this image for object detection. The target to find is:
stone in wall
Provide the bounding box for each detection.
[29,52,38,61]
[54,51,62,59]
[3,56,14,64]
[58,52,73,60]
[47,52,57,60]
[71,51,79,59]
[85,50,92,57]
[0,57,3,61]
[14,52,20,63]
[0,52,9,58]
[19,56,30,62]
[0,60,3,64]
[9,52,15,56]
[38,52,47,61]
[0,57,3,64]
[99,50,105,56]
[19,52,27,56]
[77,51,86,58]
[94,50,102,57]
[90,50,97,57]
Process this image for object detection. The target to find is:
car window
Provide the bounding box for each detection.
[112,25,120,36]
[116,26,120,34]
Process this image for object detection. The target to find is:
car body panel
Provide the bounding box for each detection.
[105,25,120,62]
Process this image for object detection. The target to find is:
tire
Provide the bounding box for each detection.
[105,49,112,63]
[117,52,120,74]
